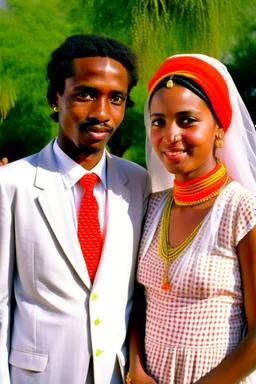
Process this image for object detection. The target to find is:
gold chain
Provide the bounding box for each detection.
[158,193,203,290]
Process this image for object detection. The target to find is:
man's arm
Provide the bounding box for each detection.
[142,172,152,218]
[0,183,15,384]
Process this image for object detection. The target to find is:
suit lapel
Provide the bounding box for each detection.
[35,142,91,289]
[93,154,133,284]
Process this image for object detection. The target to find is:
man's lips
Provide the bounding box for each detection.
[80,124,112,140]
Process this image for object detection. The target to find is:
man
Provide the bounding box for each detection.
[0,34,151,384]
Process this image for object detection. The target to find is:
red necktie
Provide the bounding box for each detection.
[78,173,102,282]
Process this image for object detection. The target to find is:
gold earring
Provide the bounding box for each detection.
[53,106,59,112]
[215,136,223,148]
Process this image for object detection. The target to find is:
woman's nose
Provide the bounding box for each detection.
[164,123,181,143]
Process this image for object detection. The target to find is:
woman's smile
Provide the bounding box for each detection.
[150,84,220,181]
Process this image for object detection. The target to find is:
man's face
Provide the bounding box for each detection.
[56,57,129,169]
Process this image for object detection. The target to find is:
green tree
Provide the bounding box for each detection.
[68,0,256,79]
[1,0,255,165]
[59,0,256,165]
[0,0,72,160]
[225,5,256,123]
[0,79,16,122]
[130,0,256,75]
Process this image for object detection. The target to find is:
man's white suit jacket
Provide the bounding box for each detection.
[0,140,151,384]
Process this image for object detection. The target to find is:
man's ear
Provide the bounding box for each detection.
[47,91,60,122]
[47,91,58,109]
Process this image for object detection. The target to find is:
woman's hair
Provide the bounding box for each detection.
[149,74,219,122]
[46,34,139,121]
[147,56,232,132]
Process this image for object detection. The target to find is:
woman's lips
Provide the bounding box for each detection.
[164,149,188,161]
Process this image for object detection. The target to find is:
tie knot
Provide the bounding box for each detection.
[79,173,99,194]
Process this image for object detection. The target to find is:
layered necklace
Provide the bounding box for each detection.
[173,159,228,206]
[158,159,228,291]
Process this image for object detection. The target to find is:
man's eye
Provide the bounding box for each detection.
[110,95,124,105]
[76,92,94,100]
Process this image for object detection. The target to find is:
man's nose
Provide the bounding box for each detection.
[88,98,111,122]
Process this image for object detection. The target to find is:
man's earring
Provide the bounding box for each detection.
[53,106,59,112]
[215,135,223,148]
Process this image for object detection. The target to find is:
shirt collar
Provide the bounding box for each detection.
[53,138,107,190]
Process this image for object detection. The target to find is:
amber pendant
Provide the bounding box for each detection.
[161,281,170,291]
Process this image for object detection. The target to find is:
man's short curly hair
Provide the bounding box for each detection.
[47,34,139,121]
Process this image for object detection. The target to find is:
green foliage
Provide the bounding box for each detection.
[58,0,256,80]
[57,0,94,35]
[108,107,146,164]
[0,0,255,164]
[107,83,147,166]
[60,0,256,167]
[129,0,256,79]
[225,5,256,123]
[59,0,132,44]
[0,0,71,159]
[0,79,16,122]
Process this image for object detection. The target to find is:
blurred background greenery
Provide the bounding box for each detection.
[0,0,256,167]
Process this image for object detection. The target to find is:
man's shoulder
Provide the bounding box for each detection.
[0,141,55,181]
[0,153,38,177]
[108,153,148,175]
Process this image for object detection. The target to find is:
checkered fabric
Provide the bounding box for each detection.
[78,173,102,282]
[137,182,256,383]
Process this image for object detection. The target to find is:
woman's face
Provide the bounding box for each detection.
[149,84,223,182]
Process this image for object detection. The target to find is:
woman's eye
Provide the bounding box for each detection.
[151,119,165,127]
[181,117,197,124]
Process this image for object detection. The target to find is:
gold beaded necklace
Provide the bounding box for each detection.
[173,159,228,206]
[158,193,203,291]
[158,160,229,291]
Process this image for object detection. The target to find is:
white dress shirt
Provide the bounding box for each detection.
[53,139,108,241]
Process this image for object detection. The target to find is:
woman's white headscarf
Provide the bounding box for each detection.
[145,54,256,194]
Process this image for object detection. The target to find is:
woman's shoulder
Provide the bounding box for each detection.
[149,188,171,204]
[224,181,255,204]
[143,189,172,226]
[224,182,256,245]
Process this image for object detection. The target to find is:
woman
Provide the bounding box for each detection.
[127,55,256,384]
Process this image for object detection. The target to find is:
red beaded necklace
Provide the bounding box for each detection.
[173,159,228,206]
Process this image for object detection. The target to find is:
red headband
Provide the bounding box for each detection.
[148,56,232,132]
